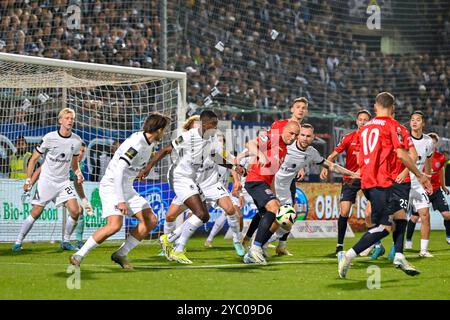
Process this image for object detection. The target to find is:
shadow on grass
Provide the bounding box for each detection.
[327,278,408,291]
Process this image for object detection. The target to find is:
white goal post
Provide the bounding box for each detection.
[0,53,187,242]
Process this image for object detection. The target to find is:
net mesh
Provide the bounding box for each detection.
[0,56,183,242]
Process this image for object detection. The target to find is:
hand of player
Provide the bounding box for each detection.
[442,186,450,195]
[320,168,328,180]
[297,168,305,181]
[75,169,84,184]
[418,173,433,195]
[138,166,151,181]
[23,178,32,192]
[395,170,409,183]
[257,153,269,167]
[117,202,129,215]
[234,164,247,176]
[81,198,94,216]
[350,171,361,179]
[232,182,242,197]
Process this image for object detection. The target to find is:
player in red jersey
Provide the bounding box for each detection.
[269,97,308,134]
[406,132,450,245]
[338,92,432,278]
[240,97,308,255]
[320,109,371,254]
[242,121,300,265]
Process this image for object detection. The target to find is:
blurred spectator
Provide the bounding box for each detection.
[9,136,32,179]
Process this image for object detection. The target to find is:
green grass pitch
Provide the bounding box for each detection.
[0,231,449,300]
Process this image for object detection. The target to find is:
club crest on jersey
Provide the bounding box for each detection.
[436,162,441,169]
[364,158,370,165]
[265,189,273,195]
[125,147,138,160]
[260,135,269,142]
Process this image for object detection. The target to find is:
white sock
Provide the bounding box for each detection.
[420,239,429,252]
[164,220,176,235]
[63,216,78,242]
[267,227,288,245]
[76,236,99,258]
[16,215,36,244]
[226,213,241,243]
[394,252,404,260]
[174,215,203,253]
[115,235,140,256]
[345,248,357,260]
[168,223,184,243]
[207,212,227,242]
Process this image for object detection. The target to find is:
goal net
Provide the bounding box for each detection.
[0,53,186,243]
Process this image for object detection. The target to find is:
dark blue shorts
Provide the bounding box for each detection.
[429,188,450,212]
[245,181,278,215]
[340,179,361,203]
[363,187,393,226]
[386,182,411,215]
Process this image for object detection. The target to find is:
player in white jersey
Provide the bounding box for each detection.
[153,111,245,263]
[69,113,171,269]
[268,124,359,252]
[406,111,434,257]
[12,108,83,252]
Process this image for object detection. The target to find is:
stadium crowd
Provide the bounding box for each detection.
[0,1,448,126]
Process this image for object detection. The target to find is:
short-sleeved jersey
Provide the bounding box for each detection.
[196,143,227,187]
[275,143,324,186]
[36,131,82,184]
[334,130,359,180]
[431,151,446,191]
[409,134,434,189]
[391,124,414,183]
[358,117,403,189]
[171,128,214,180]
[101,132,157,186]
[246,129,289,186]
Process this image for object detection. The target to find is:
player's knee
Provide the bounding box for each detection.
[265,201,279,214]
[148,213,158,228]
[107,221,123,234]
[223,205,235,216]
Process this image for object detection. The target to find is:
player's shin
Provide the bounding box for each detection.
[352,225,390,255]
[207,212,227,243]
[63,215,78,242]
[226,213,241,243]
[253,212,276,248]
[393,219,407,253]
[15,215,36,245]
[75,236,99,257]
[174,215,203,253]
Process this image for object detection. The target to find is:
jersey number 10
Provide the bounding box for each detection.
[361,128,380,155]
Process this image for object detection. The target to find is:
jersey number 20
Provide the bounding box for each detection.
[361,128,380,155]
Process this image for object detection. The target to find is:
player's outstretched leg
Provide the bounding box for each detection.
[12,205,45,252]
[61,199,81,251]
[112,209,158,269]
[205,211,227,248]
[70,216,123,267]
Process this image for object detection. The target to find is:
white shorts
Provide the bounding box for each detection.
[99,183,150,218]
[31,179,77,207]
[201,181,230,203]
[171,176,204,206]
[409,185,430,211]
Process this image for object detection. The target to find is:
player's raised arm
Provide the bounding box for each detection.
[320,150,339,180]
[321,159,360,179]
[138,143,173,180]
[246,138,269,167]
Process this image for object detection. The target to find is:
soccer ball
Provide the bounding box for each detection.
[275,205,297,229]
